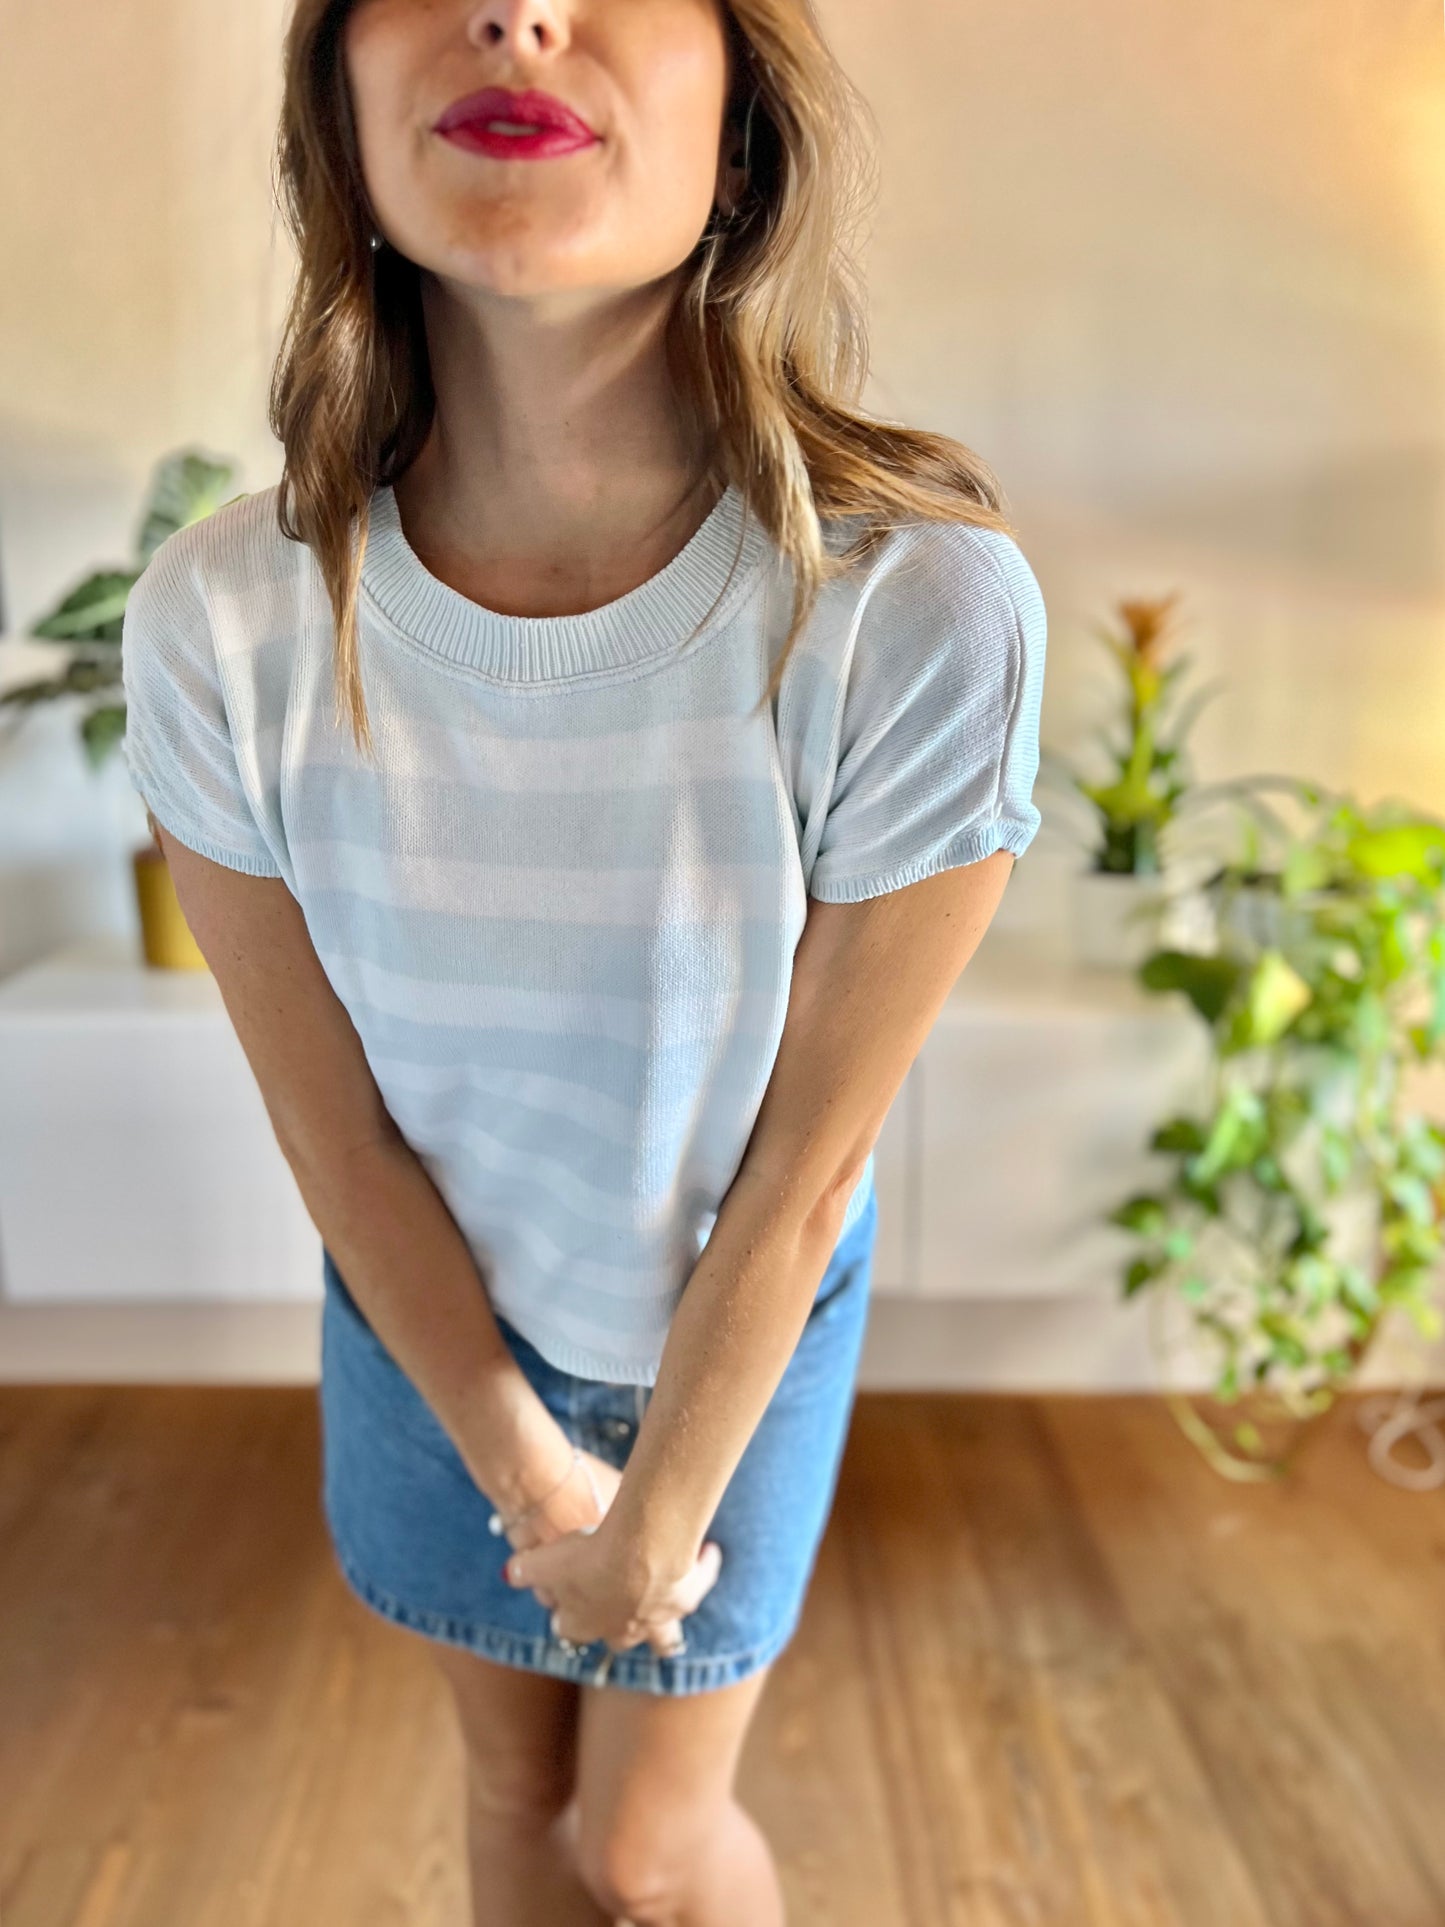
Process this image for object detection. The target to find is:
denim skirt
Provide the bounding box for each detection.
[317,1183,878,1696]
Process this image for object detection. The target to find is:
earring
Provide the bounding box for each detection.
[370,231,385,253]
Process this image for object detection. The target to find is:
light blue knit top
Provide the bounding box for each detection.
[120,479,1047,1382]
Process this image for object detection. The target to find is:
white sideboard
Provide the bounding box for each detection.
[0,930,1209,1313]
[0,934,319,1304]
[899,938,1212,1299]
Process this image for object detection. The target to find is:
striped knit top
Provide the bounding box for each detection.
[119,478,1047,1383]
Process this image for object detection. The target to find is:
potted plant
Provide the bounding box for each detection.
[1107,780,1445,1482]
[1038,591,1229,968]
[2,449,243,968]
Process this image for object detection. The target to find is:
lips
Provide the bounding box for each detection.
[434,85,600,159]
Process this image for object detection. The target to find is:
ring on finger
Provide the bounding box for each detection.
[550,1608,584,1656]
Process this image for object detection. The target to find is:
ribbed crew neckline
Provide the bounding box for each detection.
[359,480,771,683]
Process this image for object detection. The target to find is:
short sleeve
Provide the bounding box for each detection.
[807,520,1047,903]
[120,531,283,877]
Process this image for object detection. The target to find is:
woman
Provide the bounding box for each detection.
[120,0,1047,1917]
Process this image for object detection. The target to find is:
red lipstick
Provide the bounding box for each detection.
[434,86,600,160]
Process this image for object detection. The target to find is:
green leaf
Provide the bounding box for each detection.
[80,704,128,768]
[1179,1175,1224,1215]
[1319,1125,1354,1193]
[1282,842,1333,895]
[1123,1255,1165,1296]
[1376,1262,1432,1303]
[1259,1312,1308,1367]
[1382,1219,1440,1266]
[1291,1254,1337,1304]
[1386,1172,1436,1225]
[1346,822,1445,884]
[1152,1117,1208,1155]
[1138,950,1242,1024]
[29,569,140,641]
[1339,1269,1380,1314]
[1398,1119,1445,1182]
[1193,1085,1268,1184]
[1286,1200,1331,1255]
[1109,1194,1170,1238]
[136,450,240,561]
[1241,950,1312,1045]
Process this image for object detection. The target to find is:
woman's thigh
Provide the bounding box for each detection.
[572,1663,774,1880]
[429,1642,581,1819]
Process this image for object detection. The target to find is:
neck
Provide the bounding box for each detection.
[394,269,715,565]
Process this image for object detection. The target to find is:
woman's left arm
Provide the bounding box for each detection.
[505,523,1047,1634]
[598,845,1018,1582]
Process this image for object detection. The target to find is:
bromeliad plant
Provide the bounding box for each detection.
[1,449,239,769]
[1038,591,1228,876]
[1108,783,1445,1480]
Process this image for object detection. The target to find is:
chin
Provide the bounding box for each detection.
[444,253,602,301]
[423,210,610,295]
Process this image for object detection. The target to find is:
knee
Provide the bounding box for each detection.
[574,1809,708,1923]
[461,1747,572,1835]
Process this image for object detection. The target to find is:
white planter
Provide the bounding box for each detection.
[1068,868,1168,970]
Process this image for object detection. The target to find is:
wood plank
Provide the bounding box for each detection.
[2,1385,1441,1925]
[1043,1393,1445,1927]
[909,1393,1267,1927]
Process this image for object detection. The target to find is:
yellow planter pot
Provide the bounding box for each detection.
[133,843,208,971]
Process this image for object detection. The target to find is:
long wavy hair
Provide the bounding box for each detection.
[269,0,1015,756]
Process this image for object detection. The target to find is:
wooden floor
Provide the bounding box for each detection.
[2,1384,1443,1927]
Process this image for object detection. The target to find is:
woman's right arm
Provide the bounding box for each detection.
[150,813,578,1524]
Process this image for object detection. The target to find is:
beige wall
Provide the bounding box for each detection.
[0,0,293,622]
[825,0,1445,851]
[1,0,1442,901]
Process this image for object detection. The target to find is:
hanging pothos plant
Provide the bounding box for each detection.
[1108,782,1445,1480]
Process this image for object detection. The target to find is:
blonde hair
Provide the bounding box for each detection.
[269,0,1015,756]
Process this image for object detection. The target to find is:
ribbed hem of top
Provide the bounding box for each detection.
[358,481,772,683]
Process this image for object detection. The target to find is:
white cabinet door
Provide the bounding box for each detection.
[0,941,321,1304]
[911,996,1211,1301]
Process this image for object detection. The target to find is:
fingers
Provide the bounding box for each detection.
[673,1540,723,1616]
[636,1540,724,1654]
[648,1616,686,1657]
[529,1539,726,1655]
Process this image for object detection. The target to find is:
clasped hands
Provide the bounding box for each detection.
[496,1441,722,1659]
